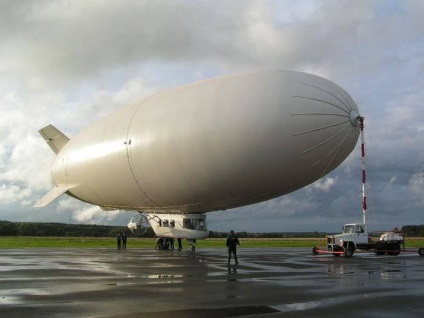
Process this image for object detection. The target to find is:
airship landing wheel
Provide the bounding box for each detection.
[128,213,150,236]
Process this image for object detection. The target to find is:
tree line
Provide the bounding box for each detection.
[402,225,424,237]
[0,220,150,238]
[0,221,327,238]
[0,220,423,237]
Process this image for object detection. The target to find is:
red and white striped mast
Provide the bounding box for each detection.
[358,116,367,225]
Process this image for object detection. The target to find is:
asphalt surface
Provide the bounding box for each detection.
[0,247,423,317]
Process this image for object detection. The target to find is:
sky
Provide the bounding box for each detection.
[0,0,423,233]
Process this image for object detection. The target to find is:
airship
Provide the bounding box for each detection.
[35,70,361,246]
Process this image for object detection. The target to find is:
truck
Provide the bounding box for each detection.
[312,223,424,257]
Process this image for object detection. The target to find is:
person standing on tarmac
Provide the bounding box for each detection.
[122,232,127,249]
[226,230,240,265]
[116,232,122,249]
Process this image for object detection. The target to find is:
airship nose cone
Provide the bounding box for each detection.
[350,110,360,126]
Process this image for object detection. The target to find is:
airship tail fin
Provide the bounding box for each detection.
[34,186,68,208]
[38,125,70,154]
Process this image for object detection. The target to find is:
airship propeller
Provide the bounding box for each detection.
[127,213,150,236]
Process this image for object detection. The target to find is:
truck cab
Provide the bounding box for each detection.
[339,223,368,246]
[326,223,369,257]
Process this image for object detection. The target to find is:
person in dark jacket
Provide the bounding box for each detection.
[226,230,240,265]
[116,232,122,249]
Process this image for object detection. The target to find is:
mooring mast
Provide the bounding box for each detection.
[358,116,367,225]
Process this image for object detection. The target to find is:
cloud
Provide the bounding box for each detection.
[410,172,423,193]
[1,0,422,96]
[0,0,409,85]
[57,198,121,224]
[0,184,32,205]
[0,72,157,216]
[0,1,247,86]
[310,177,337,193]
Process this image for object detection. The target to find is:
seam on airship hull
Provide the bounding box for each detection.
[293,96,351,116]
[316,126,353,178]
[293,119,350,138]
[66,191,95,205]
[311,128,353,168]
[125,97,166,212]
[298,81,354,113]
[299,122,351,154]
[291,112,349,118]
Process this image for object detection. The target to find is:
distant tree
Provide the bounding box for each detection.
[56,227,65,236]
[402,225,424,237]
[17,223,36,236]
[0,221,17,236]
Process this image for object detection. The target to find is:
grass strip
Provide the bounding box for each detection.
[0,237,423,249]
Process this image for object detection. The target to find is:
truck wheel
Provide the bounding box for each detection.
[344,248,354,258]
[388,244,400,256]
[419,248,424,256]
[332,245,342,257]
[312,247,319,255]
[375,243,386,255]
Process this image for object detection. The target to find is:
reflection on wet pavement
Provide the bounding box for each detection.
[0,248,423,317]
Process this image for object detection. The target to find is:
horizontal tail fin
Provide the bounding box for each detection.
[38,125,70,154]
[34,186,68,208]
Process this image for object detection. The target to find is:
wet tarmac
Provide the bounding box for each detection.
[0,247,423,317]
